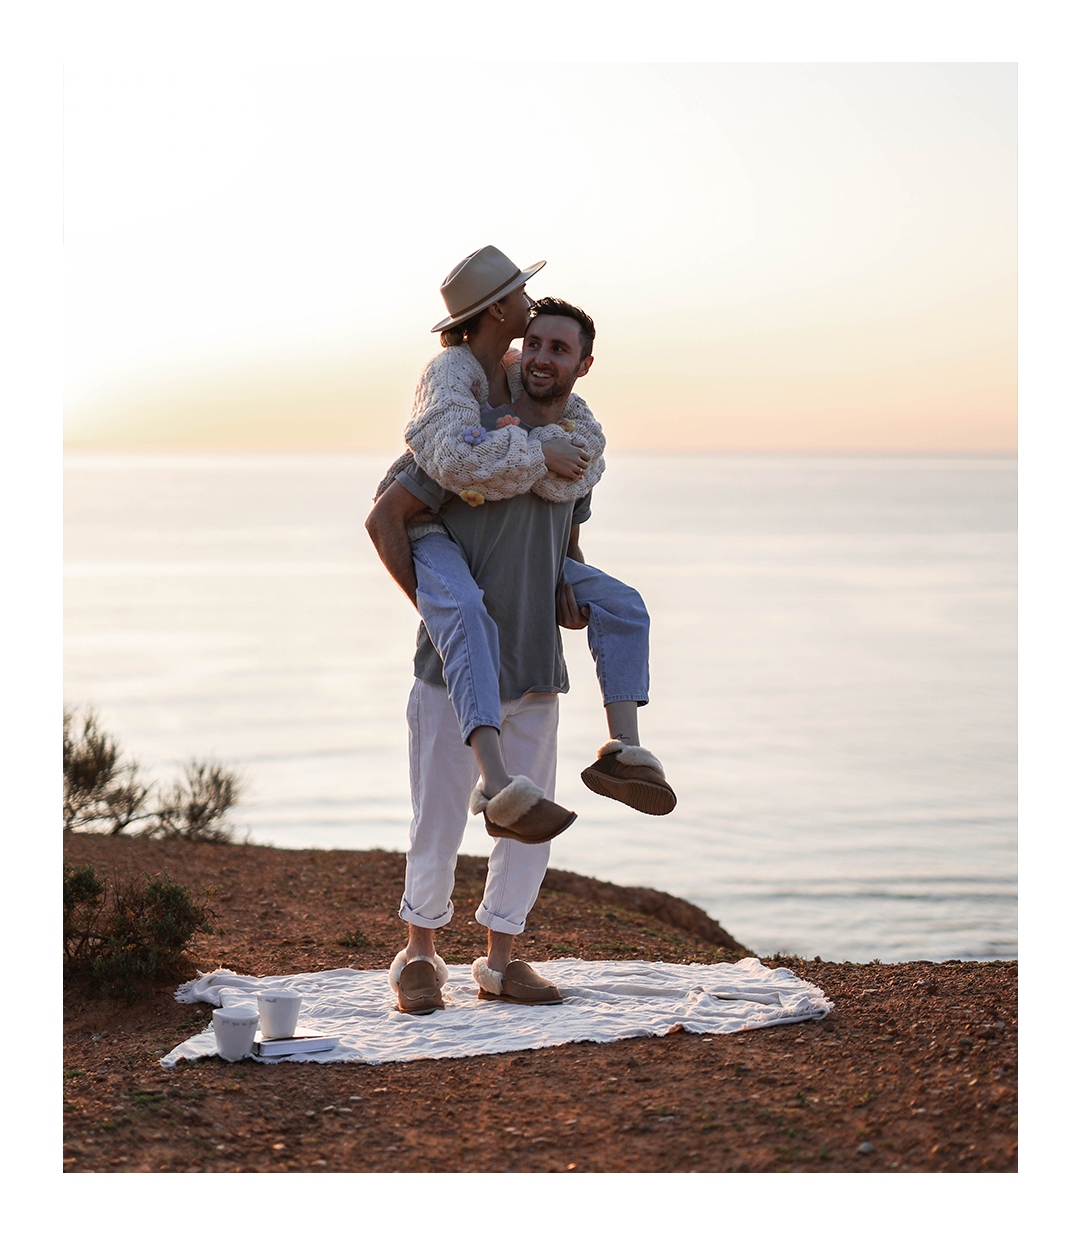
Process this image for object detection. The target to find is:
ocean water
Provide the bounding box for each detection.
[64,453,1016,963]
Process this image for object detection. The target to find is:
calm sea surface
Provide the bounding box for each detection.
[64,453,1016,963]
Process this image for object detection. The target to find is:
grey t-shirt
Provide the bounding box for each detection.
[396,403,592,701]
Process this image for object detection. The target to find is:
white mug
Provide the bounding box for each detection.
[218,987,256,1009]
[212,1008,259,1061]
[257,990,302,1040]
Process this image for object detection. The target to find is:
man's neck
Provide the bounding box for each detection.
[510,389,570,427]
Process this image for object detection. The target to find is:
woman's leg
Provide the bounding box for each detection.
[411,531,511,794]
[561,560,676,814]
[561,558,650,736]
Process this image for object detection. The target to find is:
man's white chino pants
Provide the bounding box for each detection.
[399,679,559,937]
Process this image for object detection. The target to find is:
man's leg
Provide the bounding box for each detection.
[562,559,676,816]
[471,693,563,1004]
[392,679,477,1013]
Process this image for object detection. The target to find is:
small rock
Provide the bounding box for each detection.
[857,1141,876,1155]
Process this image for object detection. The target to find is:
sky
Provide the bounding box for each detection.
[64,61,1016,453]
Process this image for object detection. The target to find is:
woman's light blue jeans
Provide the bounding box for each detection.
[411,530,650,745]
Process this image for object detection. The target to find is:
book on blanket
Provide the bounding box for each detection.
[254,1027,339,1057]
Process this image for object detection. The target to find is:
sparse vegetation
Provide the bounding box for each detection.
[63,860,215,1001]
[64,708,240,842]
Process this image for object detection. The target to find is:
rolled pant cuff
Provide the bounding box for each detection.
[398,897,455,930]
[474,903,527,938]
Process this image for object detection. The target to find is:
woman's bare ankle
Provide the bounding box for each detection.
[468,725,512,797]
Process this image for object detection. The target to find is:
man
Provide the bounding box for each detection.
[366,298,659,1015]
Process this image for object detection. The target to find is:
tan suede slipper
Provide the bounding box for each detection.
[469,776,577,844]
[388,950,447,1016]
[472,957,563,1005]
[580,741,677,816]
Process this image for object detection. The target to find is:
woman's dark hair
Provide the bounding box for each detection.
[526,297,595,359]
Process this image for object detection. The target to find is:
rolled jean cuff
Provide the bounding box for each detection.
[473,902,527,938]
[462,715,503,742]
[398,896,455,930]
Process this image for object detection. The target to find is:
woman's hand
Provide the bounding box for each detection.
[542,437,591,480]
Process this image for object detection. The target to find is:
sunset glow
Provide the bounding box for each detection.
[65,63,1016,453]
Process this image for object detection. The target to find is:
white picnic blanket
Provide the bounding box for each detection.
[162,957,832,1067]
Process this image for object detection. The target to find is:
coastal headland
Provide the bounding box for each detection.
[63,835,1017,1173]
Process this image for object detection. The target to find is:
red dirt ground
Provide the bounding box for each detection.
[63,835,1017,1173]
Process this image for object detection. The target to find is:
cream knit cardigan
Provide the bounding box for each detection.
[403,344,606,502]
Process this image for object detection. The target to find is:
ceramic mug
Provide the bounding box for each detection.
[212,1008,259,1061]
[257,990,302,1040]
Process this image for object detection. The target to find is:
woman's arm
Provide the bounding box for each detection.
[502,355,607,503]
[403,347,548,501]
[528,393,607,503]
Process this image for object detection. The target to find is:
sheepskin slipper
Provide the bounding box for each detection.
[472,957,563,1005]
[580,740,677,816]
[469,776,577,845]
[387,949,449,1015]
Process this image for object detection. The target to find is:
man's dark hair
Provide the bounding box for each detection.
[526,297,595,361]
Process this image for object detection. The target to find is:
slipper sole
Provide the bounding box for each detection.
[484,811,577,844]
[397,997,444,1015]
[580,768,676,816]
[477,989,563,1006]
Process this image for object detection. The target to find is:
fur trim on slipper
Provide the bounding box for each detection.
[471,956,504,996]
[387,949,449,997]
[469,775,546,826]
[597,739,665,777]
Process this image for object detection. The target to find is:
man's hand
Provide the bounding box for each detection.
[557,580,590,629]
[542,437,591,480]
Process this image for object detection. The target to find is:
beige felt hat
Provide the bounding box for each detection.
[431,245,546,333]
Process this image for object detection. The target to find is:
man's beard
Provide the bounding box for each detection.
[522,366,575,405]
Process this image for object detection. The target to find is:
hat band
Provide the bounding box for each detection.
[444,270,525,322]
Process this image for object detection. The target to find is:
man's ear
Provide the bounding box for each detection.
[577,354,594,378]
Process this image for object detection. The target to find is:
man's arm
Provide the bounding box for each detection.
[558,524,590,629]
[364,480,430,609]
[566,524,585,564]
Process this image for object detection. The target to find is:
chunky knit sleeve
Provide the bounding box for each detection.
[404,346,547,501]
[503,359,606,503]
[527,393,606,503]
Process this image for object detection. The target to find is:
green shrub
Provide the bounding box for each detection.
[64,861,107,960]
[63,862,215,1002]
[64,708,240,841]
